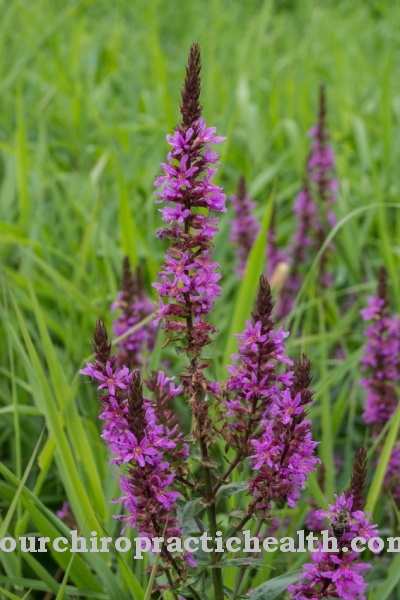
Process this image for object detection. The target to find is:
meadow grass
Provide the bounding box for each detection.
[1,0,400,598]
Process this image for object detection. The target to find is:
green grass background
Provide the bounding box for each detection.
[0,0,400,598]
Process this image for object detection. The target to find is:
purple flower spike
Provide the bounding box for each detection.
[223,276,318,514]
[230,176,260,277]
[360,268,400,502]
[152,44,226,439]
[307,85,338,224]
[277,86,338,318]
[248,356,319,510]
[153,43,225,370]
[112,257,156,370]
[80,320,186,567]
[360,267,400,425]
[288,449,377,600]
[224,277,293,453]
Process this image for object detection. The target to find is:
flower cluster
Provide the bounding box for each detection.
[230,176,260,277]
[145,369,189,471]
[79,43,328,599]
[153,45,226,367]
[360,267,400,500]
[80,320,183,549]
[288,450,378,600]
[307,86,338,230]
[360,268,400,425]
[223,276,318,511]
[277,86,338,318]
[224,276,293,452]
[111,256,155,370]
[248,356,319,509]
[304,84,337,287]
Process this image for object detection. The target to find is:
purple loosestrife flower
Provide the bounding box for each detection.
[306,84,337,287]
[288,449,377,600]
[304,508,327,534]
[111,256,155,370]
[248,356,319,510]
[277,87,338,318]
[360,267,400,425]
[307,85,338,230]
[80,320,185,565]
[153,45,225,358]
[360,267,400,501]
[153,43,225,445]
[230,176,260,277]
[224,276,293,453]
[145,370,189,470]
[223,276,318,513]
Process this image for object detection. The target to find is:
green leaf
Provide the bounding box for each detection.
[182,498,207,521]
[0,587,27,600]
[210,557,266,569]
[216,482,248,500]
[0,428,44,540]
[251,571,303,599]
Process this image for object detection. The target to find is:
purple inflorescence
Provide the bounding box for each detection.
[153,118,225,358]
[360,267,400,501]
[278,86,338,318]
[152,43,227,426]
[289,450,377,600]
[111,256,156,370]
[80,321,185,554]
[223,276,318,512]
[230,176,260,277]
[248,359,319,510]
[360,288,400,425]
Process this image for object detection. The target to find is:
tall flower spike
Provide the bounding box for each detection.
[223,277,318,514]
[277,86,338,318]
[80,322,183,563]
[248,355,319,510]
[308,84,338,227]
[360,267,400,502]
[112,256,155,370]
[224,275,293,457]
[230,176,260,277]
[180,42,202,130]
[288,449,378,600]
[307,84,337,287]
[153,43,226,403]
[360,267,400,425]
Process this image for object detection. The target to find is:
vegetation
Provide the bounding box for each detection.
[0,0,399,598]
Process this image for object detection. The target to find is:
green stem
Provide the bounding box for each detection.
[200,437,225,600]
[232,519,263,599]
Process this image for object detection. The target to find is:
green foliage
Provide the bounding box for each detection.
[0,0,400,598]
